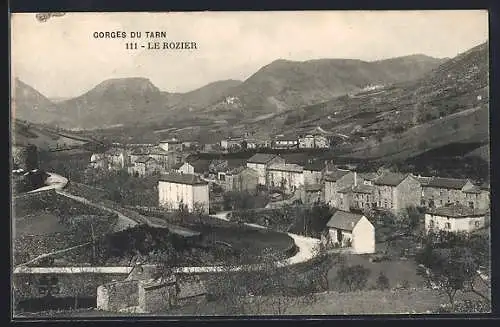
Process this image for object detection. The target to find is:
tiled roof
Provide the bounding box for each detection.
[427,204,485,218]
[324,169,351,182]
[159,173,208,185]
[247,153,280,164]
[160,138,180,143]
[425,177,470,190]
[326,211,365,231]
[171,162,184,170]
[373,172,409,186]
[305,184,323,192]
[268,163,303,173]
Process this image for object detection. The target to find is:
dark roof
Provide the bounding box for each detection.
[337,184,374,194]
[268,163,303,173]
[275,135,298,141]
[171,162,184,170]
[463,185,482,194]
[373,172,409,186]
[305,183,323,192]
[247,153,280,164]
[326,211,366,231]
[358,172,379,181]
[324,169,351,182]
[304,161,326,171]
[160,138,181,144]
[427,204,485,218]
[414,176,433,186]
[480,182,490,190]
[159,173,208,185]
[352,184,374,194]
[425,177,470,190]
[188,160,210,174]
[135,156,156,164]
[131,147,169,156]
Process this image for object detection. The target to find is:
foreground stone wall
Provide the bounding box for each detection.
[96,280,139,312]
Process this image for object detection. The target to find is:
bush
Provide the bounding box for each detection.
[376,272,390,290]
[335,265,371,292]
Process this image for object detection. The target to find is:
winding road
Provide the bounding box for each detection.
[15,172,320,274]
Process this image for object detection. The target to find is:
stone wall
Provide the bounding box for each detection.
[138,278,177,313]
[96,280,139,312]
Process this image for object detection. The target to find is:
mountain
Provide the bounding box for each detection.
[264,42,488,161]
[201,55,447,119]
[57,77,174,129]
[12,78,71,126]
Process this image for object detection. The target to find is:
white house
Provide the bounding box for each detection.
[172,162,195,175]
[158,173,209,214]
[266,163,304,194]
[246,153,284,186]
[322,211,375,254]
[90,153,107,169]
[425,204,486,233]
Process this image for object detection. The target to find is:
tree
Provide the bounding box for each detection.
[396,206,422,233]
[376,272,390,290]
[416,231,491,311]
[335,265,371,292]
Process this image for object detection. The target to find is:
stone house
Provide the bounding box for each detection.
[105,147,129,170]
[324,169,355,208]
[128,156,162,177]
[246,153,285,186]
[224,166,259,193]
[172,162,195,175]
[337,184,375,212]
[266,163,304,194]
[159,138,183,152]
[130,147,172,170]
[304,184,323,204]
[158,173,209,213]
[322,211,375,254]
[425,204,487,233]
[372,172,422,212]
[421,177,477,209]
[303,161,325,185]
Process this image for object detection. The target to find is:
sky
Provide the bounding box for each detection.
[11,11,488,99]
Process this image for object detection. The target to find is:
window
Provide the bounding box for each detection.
[440,200,443,205]
[445,222,451,229]
[429,220,434,228]
[469,202,474,209]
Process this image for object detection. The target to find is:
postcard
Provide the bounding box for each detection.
[10,11,490,318]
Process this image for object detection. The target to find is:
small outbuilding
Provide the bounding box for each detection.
[322,210,375,254]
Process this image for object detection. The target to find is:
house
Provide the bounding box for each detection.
[246,153,285,186]
[224,166,259,193]
[272,135,299,149]
[324,169,355,208]
[299,135,315,149]
[159,138,183,152]
[172,162,195,175]
[90,153,107,169]
[266,163,304,194]
[322,211,375,254]
[337,184,375,211]
[372,172,421,212]
[158,173,209,213]
[421,177,477,209]
[220,137,243,150]
[303,161,326,185]
[313,134,330,149]
[130,147,171,169]
[425,204,486,233]
[128,156,162,177]
[105,147,129,170]
[304,184,323,204]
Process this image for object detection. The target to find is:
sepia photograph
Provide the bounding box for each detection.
[10,10,490,318]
